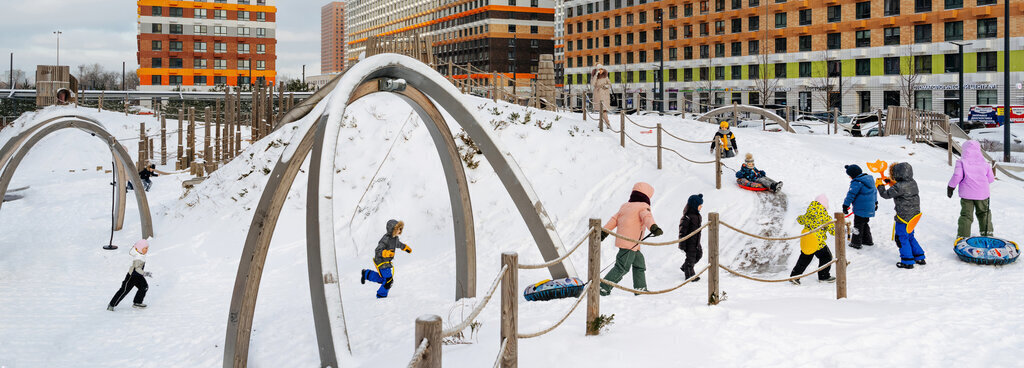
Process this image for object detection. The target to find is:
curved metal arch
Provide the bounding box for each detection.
[698,105,793,132]
[225,54,576,368]
[0,116,154,238]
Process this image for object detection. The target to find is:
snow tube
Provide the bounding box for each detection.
[954,237,1020,265]
[736,178,768,192]
[523,277,585,301]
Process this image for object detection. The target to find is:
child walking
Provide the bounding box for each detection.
[877,162,926,269]
[842,164,878,249]
[678,194,704,281]
[599,182,665,296]
[361,219,412,298]
[107,239,150,311]
[790,194,836,284]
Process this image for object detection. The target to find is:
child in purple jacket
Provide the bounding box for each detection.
[948,140,995,238]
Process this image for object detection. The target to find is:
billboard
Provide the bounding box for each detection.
[968,105,1024,127]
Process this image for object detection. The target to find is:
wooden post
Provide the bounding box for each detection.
[656,123,663,170]
[500,252,518,368]
[98,91,104,112]
[138,123,146,168]
[492,72,498,102]
[148,139,154,161]
[176,109,184,170]
[715,146,722,190]
[204,107,214,174]
[732,102,739,125]
[414,315,442,368]
[948,131,953,166]
[160,116,167,165]
[215,99,222,163]
[598,101,603,132]
[619,112,625,147]
[834,212,847,299]
[188,107,196,167]
[877,109,884,136]
[707,212,721,305]
[586,219,601,336]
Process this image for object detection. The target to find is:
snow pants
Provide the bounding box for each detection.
[958,198,993,238]
[126,179,152,192]
[600,248,646,294]
[851,216,874,246]
[755,177,778,190]
[721,149,736,158]
[790,247,833,280]
[365,266,394,298]
[109,271,148,307]
[894,218,925,265]
[680,244,703,280]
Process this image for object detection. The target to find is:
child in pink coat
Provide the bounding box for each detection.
[599,182,665,296]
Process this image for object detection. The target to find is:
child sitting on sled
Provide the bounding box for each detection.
[736,153,783,192]
[361,219,412,298]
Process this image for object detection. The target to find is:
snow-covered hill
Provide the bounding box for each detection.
[1,95,1022,367]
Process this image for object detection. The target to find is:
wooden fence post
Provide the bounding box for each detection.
[501,252,518,368]
[204,107,214,174]
[834,212,847,299]
[656,123,663,170]
[598,101,604,132]
[708,212,720,305]
[415,315,442,368]
[492,73,498,103]
[877,109,884,136]
[138,123,146,168]
[176,109,184,170]
[715,146,722,190]
[948,131,953,166]
[619,113,625,147]
[149,139,154,161]
[587,219,601,336]
[98,92,104,112]
[160,116,167,165]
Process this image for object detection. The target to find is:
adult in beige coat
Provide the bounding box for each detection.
[591,64,612,128]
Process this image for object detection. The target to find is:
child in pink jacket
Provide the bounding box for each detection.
[599,182,664,296]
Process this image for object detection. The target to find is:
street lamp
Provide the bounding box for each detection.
[53,30,62,66]
[949,41,971,127]
[655,8,665,114]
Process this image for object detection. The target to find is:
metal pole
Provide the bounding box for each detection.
[1003,0,1011,162]
[122,61,126,91]
[53,30,61,66]
[302,64,306,84]
[658,9,665,114]
[103,161,118,250]
[958,43,965,126]
[512,33,518,100]
[8,53,12,89]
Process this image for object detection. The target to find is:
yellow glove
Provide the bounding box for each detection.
[404,245,412,254]
[381,249,395,258]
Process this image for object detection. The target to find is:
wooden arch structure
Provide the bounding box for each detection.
[698,105,794,132]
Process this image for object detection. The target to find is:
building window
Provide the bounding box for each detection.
[915,55,932,74]
[916,0,932,12]
[194,25,207,35]
[749,0,760,7]
[799,91,812,111]
[977,89,997,104]
[214,76,227,86]
[169,41,183,52]
[169,75,182,85]
[914,90,932,110]
[194,59,207,69]
[799,35,811,51]
[914,24,932,43]
[684,68,693,81]
[748,40,759,54]
[214,9,227,20]
[194,8,207,18]
[214,26,227,35]
[169,7,183,17]
[859,91,872,113]
[151,75,162,85]
[715,66,725,79]
[700,67,708,81]
[684,46,693,59]
[256,28,267,38]
[884,0,900,16]
[732,18,742,33]
[151,58,162,68]
[256,60,266,70]
[828,60,842,77]
[238,10,250,21]
[799,9,812,26]
[715,20,725,35]
[827,5,841,22]
[151,24,162,33]
[775,63,787,78]
[799,62,811,77]
[508,24,515,33]
[977,18,997,39]
[945,0,962,9]
[214,42,226,53]
[238,59,250,70]
[214,59,227,70]
[856,59,871,75]
[945,21,963,41]
[152,6,162,16]
[700,44,709,58]
[531,25,538,34]
[170,24,183,34]
[731,65,742,79]
[732,42,743,56]
[169,58,183,69]
[775,37,787,53]
[684,4,693,16]
[884,91,901,108]
[883,27,900,45]
[151,40,162,51]
[238,27,250,36]
[238,43,250,54]
[884,57,900,75]
[775,13,787,28]
[257,12,266,22]
[855,30,870,47]
[977,51,997,72]
[944,53,961,73]
[856,2,870,19]
[749,16,759,32]
[774,91,787,106]
[748,64,759,79]
[715,43,725,57]
[827,33,841,49]
[193,75,207,86]
[194,42,207,53]
[977,0,996,5]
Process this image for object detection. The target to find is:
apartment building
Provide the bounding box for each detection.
[322,2,346,74]
[137,0,278,91]
[564,0,1023,115]
[346,0,557,78]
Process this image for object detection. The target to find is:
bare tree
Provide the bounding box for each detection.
[76,63,119,90]
[121,70,140,91]
[1,69,31,89]
[696,55,718,112]
[807,50,855,113]
[898,45,923,109]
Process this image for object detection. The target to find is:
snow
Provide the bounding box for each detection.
[2,89,1024,367]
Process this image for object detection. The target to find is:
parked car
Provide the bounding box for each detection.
[838,113,883,137]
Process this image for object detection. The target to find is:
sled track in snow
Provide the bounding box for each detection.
[731,191,791,274]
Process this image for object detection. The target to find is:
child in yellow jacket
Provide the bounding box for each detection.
[790,194,836,285]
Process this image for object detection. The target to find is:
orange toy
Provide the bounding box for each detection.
[866,160,890,186]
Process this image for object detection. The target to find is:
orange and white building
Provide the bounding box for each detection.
[136,0,278,91]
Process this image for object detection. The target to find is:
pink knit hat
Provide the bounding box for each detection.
[632,182,654,199]
[133,239,149,252]
[814,194,829,211]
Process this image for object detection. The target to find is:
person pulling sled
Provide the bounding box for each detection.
[599,182,665,296]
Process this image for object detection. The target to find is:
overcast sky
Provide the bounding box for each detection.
[0,0,324,82]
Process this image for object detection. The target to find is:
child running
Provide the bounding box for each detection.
[107,239,151,311]
[878,162,926,269]
[361,220,412,298]
[599,182,665,296]
[790,194,836,284]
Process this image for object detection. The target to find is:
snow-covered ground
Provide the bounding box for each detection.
[1,93,1023,367]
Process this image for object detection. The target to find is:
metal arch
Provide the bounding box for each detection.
[698,105,793,132]
[0,117,154,238]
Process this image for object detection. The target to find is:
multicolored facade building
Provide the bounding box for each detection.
[321,2,346,74]
[345,0,557,79]
[563,0,1023,115]
[136,0,278,91]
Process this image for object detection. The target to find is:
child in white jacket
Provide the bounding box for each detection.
[107,239,151,311]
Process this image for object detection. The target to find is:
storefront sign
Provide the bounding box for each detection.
[916,84,998,91]
[969,105,1024,127]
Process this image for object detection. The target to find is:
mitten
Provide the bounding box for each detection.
[947,186,955,198]
[600,231,609,241]
[404,245,412,254]
[649,224,664,237]
[842,205,850,215]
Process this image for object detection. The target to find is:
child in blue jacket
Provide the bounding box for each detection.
[361,220,412,298]
[736,153,783,192]
[842,165,878,249]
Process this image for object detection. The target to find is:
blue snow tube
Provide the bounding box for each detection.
[523,277,585,301]
[954,237,1020,265]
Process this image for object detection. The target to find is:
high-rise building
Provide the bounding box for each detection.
[321,2,346,74]
[554,0,567,87]
[564,0,1023,116]
[137,0,278,91]
[346,0,557,78]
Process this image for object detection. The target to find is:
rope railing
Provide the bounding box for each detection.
[517,282,591,339]
[601,264,709,295]
[601,222,710,246]
[663,129,714,144]
[519,227,597,269]
[406,338,429,368]
[621,129,658,148]
[441,264,508,338]
[718,219,837,241]
[662,146,717,164]
[719,260,839,283]
[491,338,508,368]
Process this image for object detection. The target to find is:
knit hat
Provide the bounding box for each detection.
[744,153,754,163]
[632,182,654,199]
[720,121,729,129]
[687,194,704,209]
[845,164,863,178]
[814,194,829,211]
[133,238,149,253]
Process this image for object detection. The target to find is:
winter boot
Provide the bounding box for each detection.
[849,243,863,249]
[107,305,115,311]
[819,276,837,283]
[790,279,801,285]
[133,303,147,308]
[633,287,649,296]
[360,270,367,284]
[915,259,927,265]
[772,182,783,192]
[896,263,914,269]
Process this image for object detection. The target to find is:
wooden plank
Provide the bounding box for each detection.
[501,252,518,368]
[708,212,720,305]
[834,212,847,299]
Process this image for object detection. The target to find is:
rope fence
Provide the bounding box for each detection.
[719,260,838,283]
[517,282,591,339]
[441,264,508,338]
[518,227,597,269]
[601,222,709,246]
[601,265,709,295]
[406,339,429,368]
[719,220,837,241]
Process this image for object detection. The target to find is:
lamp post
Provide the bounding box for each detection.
[949,41,971,127]
[1002,0,1011,162]
[655,8,665,114]
[53,30,62,66]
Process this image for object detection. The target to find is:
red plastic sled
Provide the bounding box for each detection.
[737,178,769,192]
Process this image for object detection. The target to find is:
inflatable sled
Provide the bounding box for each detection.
[736,178,768,192]
[954,237,1020,265]
[524,277,585,301]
